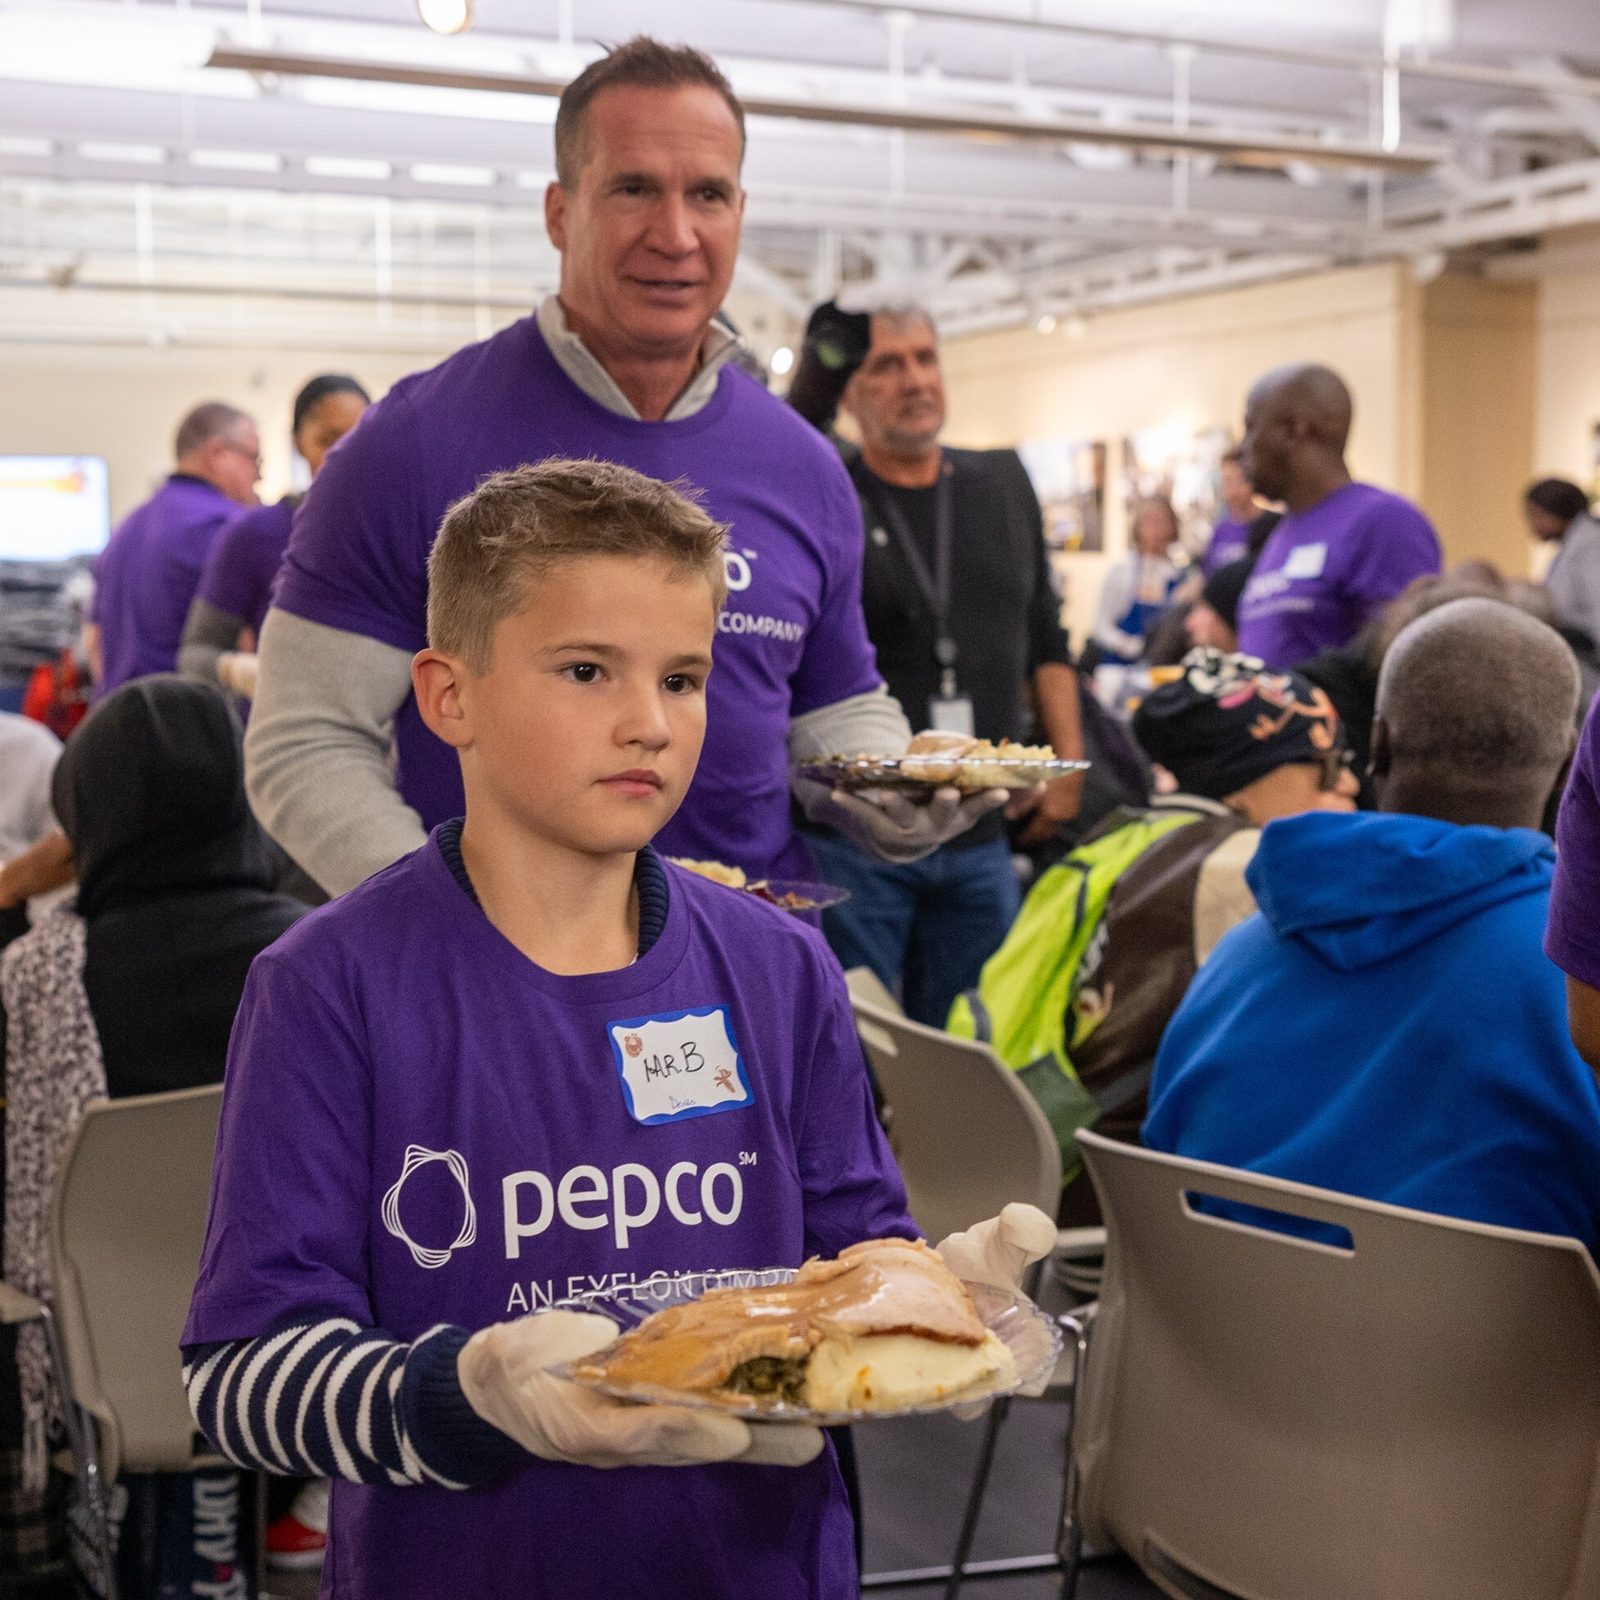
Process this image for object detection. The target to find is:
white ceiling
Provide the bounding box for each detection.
[5,0,1600,359]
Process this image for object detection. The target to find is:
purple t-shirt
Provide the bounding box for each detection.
[1235,483,1441,667]
[195,495,294,637]
[184,836,913,1600]
[1202,516,1252,575]
[1549,695,1600,988]
[91,474,243,694]
[274,318,882,879]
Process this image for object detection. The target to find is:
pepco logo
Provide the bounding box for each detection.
[503,1159,745,1252]
[382,1146,478,1269]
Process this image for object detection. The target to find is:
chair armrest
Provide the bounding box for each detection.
[1055,1227,1107,1260]
[0,1281,46,1325]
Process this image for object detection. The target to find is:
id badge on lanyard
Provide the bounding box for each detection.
[874,460,973,734]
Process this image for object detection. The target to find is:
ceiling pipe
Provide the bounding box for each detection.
[203,44,1443,174]
[767,0,1600,104]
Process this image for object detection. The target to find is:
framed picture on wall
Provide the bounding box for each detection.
[1016,437,1107,552]
[1122,424,1233,558]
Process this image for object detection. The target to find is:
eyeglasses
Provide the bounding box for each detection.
[218,439,262,472]
[1316,746,1356,792]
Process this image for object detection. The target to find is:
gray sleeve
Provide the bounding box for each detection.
[787,684,914,761]
[244,609,429,897]
[178,597,247,686]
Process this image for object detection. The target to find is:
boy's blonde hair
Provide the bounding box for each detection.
[427,458,729,672]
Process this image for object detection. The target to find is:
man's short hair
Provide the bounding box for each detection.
[174,402,252,459]
[860,298,938,336]
[554,38,745,188]
[1376,596,1578,795]
[427,459,729,673]
[1525,477,1590,523]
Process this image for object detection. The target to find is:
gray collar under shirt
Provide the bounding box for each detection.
[535,296,742,421]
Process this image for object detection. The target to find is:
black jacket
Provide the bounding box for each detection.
[28,676,305,1098]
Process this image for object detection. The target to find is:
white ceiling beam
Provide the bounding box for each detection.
[203,44,1446,174]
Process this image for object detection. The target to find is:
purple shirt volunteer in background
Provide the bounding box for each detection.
[274,316,879,880]
[194,496,294,639]
[1237,482,1441,667]
[91,475,244,694]
[1549,696,1600,990]
[1202,515,1254,575]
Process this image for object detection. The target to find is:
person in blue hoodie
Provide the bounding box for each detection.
[1144,596,1600,1252]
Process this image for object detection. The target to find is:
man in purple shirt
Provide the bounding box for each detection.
[1236,365,1441,667]
[1549,695,1600,1079]
[245,39,997,897]
[86,402,259,694]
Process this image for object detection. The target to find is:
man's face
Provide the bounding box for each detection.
[1238,387,1294,503]
[845,315,946,458]
[200,422,262,506]
[449,554,717,857]
[545,84,745,365]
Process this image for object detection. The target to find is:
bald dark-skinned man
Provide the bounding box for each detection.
[1236,363,1440,667]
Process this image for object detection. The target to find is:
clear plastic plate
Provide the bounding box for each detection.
[747,878,851,913]
[550,1267,1061,1425]
[795,753,1091,795]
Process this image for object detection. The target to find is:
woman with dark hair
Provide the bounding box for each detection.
[1524,476,1600,648]
[179,374,370,701]
[1,677,307,1592]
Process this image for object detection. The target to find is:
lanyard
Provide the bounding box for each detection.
[868,457,959,689]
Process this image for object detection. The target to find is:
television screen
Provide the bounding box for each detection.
[0,455,112,561]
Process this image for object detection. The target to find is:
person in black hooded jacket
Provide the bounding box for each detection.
[1,676,306,1591]
[1,675,307,1095]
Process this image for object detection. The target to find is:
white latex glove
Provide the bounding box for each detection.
[457,1309,825,1470]
[218,651,261,700]
[936,1204,1059,1411]
[934,1203,1058,1292]
[800,781,1010,866]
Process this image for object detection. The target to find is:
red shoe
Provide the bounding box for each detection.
[264,1510,327,1571]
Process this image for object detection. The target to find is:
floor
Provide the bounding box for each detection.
[267,1394,1160,1600]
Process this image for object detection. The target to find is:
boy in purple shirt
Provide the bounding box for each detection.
[1235,365,1441,667]
[182,458,1052,1599]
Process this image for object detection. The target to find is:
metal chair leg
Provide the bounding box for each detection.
[942,1395,1011,1600]
[40,1305,118,1600]
[1056,1309,1096,1600]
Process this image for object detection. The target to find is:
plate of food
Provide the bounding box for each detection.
[552,1237,1060,1425]
[795,733,1089,796]
[669,858,850,913]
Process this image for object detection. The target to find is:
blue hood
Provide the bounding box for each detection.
[1245,811,1554,972]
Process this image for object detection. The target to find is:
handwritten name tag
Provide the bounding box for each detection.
[1282,542,1327,580]
[607,1007,755,1126]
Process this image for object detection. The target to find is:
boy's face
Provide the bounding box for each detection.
[420,554,717,856]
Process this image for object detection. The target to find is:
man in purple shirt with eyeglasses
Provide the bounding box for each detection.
[87,402,260,695]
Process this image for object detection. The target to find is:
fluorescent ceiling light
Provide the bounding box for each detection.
[0,136,52,158]
[77,141,166,165]
[189,149,284,173]
[418,0,473,35]
[304,156,392,180]
[410,162,496,186]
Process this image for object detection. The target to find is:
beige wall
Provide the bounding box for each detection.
[940,260,1557,642]
[1536,266,1600,491]
[939,262,1420,642]
[1415,275,1537,576]
[0,342,454,521]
